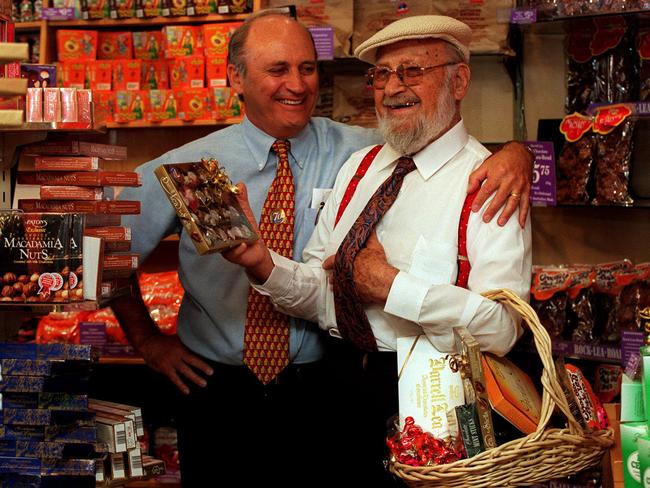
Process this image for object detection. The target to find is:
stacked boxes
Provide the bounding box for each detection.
[53,24,243,124]
[88,399,165,484]
[16,140,140,301]
[0,343,99,487]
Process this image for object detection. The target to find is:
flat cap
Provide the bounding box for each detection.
[354,15,472,64]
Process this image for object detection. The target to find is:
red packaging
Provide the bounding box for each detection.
[205,56,227,87]
[17,199,141,214]
[113,60,143,91]
[103,253,139,278]
[88,62,112,92]
[163,26,202,59]
[168,0,186,16]
[57,30,98,61]
[141,60,169,90]
[211,87,242,120]
[133,31,163,60]
[60,62,87,89]
[18,171,141,187]
[170,56,204,89]
[148,90,178,122]
[138,270,184,335]
[35,156,100,172]
[84,227,132,241]
[202,22,239,57]
[178,88,210,121]
[26,87,43,123]
[110,0,135,18]
[114,90,148,124]
[43,88,61,123]
[76,89,94,127]
[40,186,105,201]
[25,140,126,160]
[98,31,133,60]
[93,90,115,124]
[60,87,78,123]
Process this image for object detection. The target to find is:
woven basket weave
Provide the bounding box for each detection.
[389,289,615,488]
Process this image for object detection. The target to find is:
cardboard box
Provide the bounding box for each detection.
[396,335,464,439]
[170,55,204,89]
[621,422,646,488]
[98,31,133,60]
[40,186,104,200]
[34,156,100,172]
[56,30,98,61]
[88,61,113,91]
[148,89,178,122]
[622,373,645,422]
[18,171,141,187]
[18,199,140,214]
[178,88,210,121]
[114,90,148,123]
[163,25,202,58]
[112,59,142,91]
[154,160,258,254]
[133,31,162,59]
[482,353,542,435]
[96,416,128,453]
[25,141,126,160]
[141,60,169,90]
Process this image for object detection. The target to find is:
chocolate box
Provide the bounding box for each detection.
[0,212,75,303]
[154,160,258,254]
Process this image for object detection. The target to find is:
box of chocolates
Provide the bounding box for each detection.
[0,212,82,303]
[154,160,258,254]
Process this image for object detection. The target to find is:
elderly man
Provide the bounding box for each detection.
[224,14,532,486]
[113,10,532,487]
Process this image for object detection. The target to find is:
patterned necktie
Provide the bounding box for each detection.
[333,156,417,352]
[243,140,294,384]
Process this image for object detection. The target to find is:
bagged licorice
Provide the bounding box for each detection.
[638,26,650,101]
[566,19,598,114]
[592,107,635,206]
[557,113,596,204]
[565,265,596,343]
[592,16,635,106]
[593,259,634,343]
[616,263,650,334]
[531,266,573,340]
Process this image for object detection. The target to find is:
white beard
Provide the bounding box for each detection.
[377,75,457,156]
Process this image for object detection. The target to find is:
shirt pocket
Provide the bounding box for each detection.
[408,235,457,285]
[302,207,320,228]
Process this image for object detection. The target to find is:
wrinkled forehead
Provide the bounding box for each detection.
[375,38,450,66]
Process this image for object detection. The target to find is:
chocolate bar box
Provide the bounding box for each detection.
[154,159,258,254]
[0,213,78,303]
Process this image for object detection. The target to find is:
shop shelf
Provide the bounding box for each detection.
[15,21,43,32]
[106,118,242,129]
[48,13,249,28]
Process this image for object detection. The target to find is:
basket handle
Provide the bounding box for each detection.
[481,289,585,438]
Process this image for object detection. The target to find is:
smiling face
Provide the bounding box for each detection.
[227,16,319,139]
[374,38,470,155]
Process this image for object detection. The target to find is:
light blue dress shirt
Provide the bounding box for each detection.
[119,116,381,365]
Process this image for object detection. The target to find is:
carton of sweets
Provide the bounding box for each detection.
[23,141,127,160]
[396,335,464,439]
[0,212,74,303]
[154,159,258,254]
[17,171,141,186]
[452,326,496,449]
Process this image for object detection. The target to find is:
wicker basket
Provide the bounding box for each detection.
[389,289,615,488]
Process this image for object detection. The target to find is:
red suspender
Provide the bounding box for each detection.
[334,144,478,289]
[455,190,479,289]
[334,144,382,227]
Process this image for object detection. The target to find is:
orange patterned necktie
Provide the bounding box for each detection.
[243,140,294,384]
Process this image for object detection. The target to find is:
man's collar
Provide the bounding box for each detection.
[241,116,309,172]
[378,120,469,179]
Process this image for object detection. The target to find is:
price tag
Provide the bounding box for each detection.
[510,8,537,24]
[526,141,556,207]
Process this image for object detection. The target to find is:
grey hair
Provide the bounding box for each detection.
[227,8,316,77]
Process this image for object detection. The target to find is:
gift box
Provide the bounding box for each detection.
[154,160,258,254]
[163,26,202,59]
[396,335,464,439]
[141,60,169,90]
[112,59,142,91]
[178,88,210,121]
[148,89,178,122]
[56,30,98,61]
[97,31,133,60]
[170,56,204,89]
[133,31,163,60]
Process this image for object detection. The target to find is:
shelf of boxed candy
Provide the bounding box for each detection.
[16,21,247,128]
[0,138,144,313]
[0,342,168,486]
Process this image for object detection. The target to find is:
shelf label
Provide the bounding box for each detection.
[41,7,75,20]
[526,140,556,207]
[309,27,334,61]
[552,340,621,362]
[510,8,537,24]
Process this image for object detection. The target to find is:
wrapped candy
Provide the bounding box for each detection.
[386,417,464,467]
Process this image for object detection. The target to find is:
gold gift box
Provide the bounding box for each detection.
[154,159,258,255]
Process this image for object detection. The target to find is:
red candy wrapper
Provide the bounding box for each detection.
[386,416,464,467]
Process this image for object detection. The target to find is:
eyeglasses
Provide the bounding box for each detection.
[365,62,459,89]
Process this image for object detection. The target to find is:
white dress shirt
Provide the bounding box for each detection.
[254,121,532,355]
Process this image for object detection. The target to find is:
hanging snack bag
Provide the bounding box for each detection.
[557,113,596,205]
[593,259,634,343]
[530,266,573,340]
[566,265,596,343]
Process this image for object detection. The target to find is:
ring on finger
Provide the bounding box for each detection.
[509,192,521,199]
